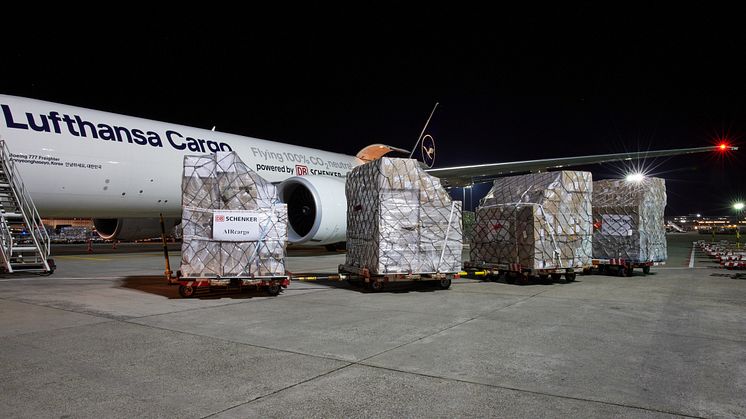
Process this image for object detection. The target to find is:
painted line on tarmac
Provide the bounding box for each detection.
[0,276,123,282]
[688,245,696,268]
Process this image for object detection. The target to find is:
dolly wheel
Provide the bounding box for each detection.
[266,282,281,296]
[565,272,576,282]
[550,273,562,282]
[369,280,384,292]
[625,267,635,277]
[438,278,452,289]
[178,285,195,298]
[505,272,516,284]
[642,266,651,275]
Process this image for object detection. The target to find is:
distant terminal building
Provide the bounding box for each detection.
[667,214,745,233]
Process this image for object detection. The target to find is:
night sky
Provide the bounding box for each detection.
[1,9,743,215]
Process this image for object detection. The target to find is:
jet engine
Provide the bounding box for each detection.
[277,176,347,245]
[93,218,179,241]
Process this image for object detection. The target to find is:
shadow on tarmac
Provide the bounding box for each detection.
[119,276,285,300]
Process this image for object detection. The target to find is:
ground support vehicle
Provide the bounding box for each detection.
[290,265,457,292]
[462,260,582,284]
[169,274,290,298]
[587,258,664,277]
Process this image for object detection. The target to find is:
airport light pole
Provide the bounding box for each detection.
[465,185,472,212]
[734,202,744,249]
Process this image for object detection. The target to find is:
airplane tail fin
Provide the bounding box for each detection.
[408,102,438,168]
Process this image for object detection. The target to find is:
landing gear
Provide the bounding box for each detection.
[325,242,346,252]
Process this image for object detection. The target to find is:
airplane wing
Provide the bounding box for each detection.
[426,145,738,186]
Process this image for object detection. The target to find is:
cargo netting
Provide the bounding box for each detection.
[180,152,288,278]
[471,171,593,270]
[592,177,667,262]
[345,158,463,274]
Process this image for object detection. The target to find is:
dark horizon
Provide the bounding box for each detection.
[1,12,744,216]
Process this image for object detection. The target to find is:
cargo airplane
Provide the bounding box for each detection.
[0,94,737,246]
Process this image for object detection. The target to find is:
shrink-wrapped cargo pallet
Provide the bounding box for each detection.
[592,177,667,262]
[180,151,288,278]
[345,158,463,274]
[471,171,593,270]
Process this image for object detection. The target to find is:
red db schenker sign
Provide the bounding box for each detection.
[296,165,308,175]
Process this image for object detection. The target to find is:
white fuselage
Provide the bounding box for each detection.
[0,95,362,218]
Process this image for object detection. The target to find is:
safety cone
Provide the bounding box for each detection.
[87,239,93,253]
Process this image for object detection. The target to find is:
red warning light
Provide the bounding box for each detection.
[719,143,728,150]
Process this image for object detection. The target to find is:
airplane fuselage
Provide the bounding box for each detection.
[0,95,361,218]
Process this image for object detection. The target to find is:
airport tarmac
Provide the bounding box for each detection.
[1,232,745,418]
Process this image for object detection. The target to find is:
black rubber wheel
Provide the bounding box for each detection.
[369,280,384,292]
[625,267,635,277]
[178,285,195,298]
[437,278,452,289]
[642,266,651,275]
[518,273,530,285]
[565,272,576,282]
[266,282,281,296]
[550,273,563,282]
[505,273,516,284]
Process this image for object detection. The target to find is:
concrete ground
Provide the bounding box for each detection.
[1,232,744,418]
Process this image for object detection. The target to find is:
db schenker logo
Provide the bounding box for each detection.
[215,215,225,222]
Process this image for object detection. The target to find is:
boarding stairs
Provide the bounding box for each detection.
[667,221,685,233]
[0,139,53,274]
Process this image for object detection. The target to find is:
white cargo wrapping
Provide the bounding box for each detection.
[592,177,667,262]
[345,158,463,274]
[179,151,288,278]
[471,171,593,269]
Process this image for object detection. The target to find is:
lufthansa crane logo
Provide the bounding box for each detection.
[421,134,435,168]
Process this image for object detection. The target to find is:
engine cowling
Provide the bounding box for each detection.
[277,176,347,245]
[93,218,179,241]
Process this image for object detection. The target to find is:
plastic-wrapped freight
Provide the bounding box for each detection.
[179,152,288,278]
[471,171,593,269]
[345,158,463,274]
[592,177,667,262]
